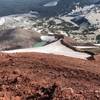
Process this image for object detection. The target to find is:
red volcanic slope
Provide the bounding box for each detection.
[0,52,100,100]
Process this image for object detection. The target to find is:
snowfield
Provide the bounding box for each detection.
[2,40,91,60]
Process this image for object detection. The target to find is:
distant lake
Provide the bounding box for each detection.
[0,0,52,16]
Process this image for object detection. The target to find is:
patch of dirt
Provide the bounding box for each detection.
[0,52,100,100]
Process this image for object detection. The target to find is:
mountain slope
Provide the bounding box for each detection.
[0,52,100,99]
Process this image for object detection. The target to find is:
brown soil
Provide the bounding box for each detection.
[0,52,100,100]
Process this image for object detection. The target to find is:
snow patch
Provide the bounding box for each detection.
[60,16,78,26]
[43,0,59,7]
[2,40,91,60]
[0,17,5,25]
[40,35,57,42]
